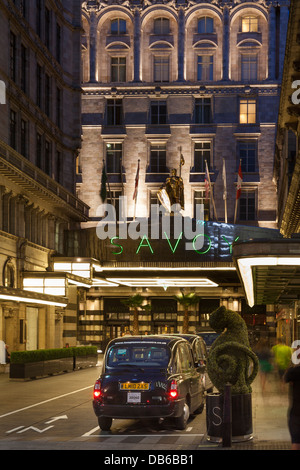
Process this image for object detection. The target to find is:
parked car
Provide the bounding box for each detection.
[93,335,205,431]
[196,330,219,351]
[169,333,213,392]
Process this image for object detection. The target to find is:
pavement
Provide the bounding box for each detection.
[0,365,293,451]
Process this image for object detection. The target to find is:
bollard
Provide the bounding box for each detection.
[222,383,232,447]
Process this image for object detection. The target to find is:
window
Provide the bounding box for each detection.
[239,141,257,172]
[198,17,214,34]
[21,44,27,92]
[242,16,258,33]
[36,64,42,108]
[111,57,126,82]
[10,110,17,150]
[149,144,167,173]
[107,189,122,218]
[194,141,211,172]
[154,55,169,82]
[45,140,51,176]
[239,190,256,221]
[36,0,42,37]
[111,18,126,35]
[106,143,122,173]
[239,99,256,124]
[197,55,213,81]
[10,32,16,82]
[36,132,42,169]
[241,54,258,81]
[151,101,167,125]
[195,98,211,123]
[56,87,61,128]
[3,260,15,288]
[21,119,28,158]
[194,190,210,221]
[45,74,51,117]
[45,7,51,48]
[154,18,170,34]
[107,99,123,125]
[56,23,61,63]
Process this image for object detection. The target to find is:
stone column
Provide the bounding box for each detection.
[177,7,185,82]
[222,6,230,81]
[89,10,98,82]
[133,7,141,82]
[279,4,289,80]
[268,5,276,80]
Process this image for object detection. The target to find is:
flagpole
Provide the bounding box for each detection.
[223,158,227,223]
[205,160,218,222]
[103,159,113,207]
[133,159,140,221]
[234,159,242,224]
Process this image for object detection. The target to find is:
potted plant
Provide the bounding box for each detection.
[174,292,200,333]
[206,306,259,443]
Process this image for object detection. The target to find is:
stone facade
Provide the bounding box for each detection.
[79,0,289,229]
[76,0,290,346]
[0,0,89,356]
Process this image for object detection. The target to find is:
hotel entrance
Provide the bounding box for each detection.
[151,298,178,334]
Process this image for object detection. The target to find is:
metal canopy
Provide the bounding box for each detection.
[232,239,300,306]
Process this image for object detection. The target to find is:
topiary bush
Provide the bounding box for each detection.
[207,306,259,395]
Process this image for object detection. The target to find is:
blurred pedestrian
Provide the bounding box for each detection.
[272,339,292,390]
[255,338,273,392]
[284,362,300,450]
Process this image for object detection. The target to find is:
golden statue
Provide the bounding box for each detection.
[157,149,185,212]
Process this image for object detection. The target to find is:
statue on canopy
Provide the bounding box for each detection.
[157,150,185,212]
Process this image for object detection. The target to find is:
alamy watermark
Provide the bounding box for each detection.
[96,197,205,251]
[0,81,6,104]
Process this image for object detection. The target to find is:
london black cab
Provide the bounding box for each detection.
[170,333,214,393]
[93,335,205,431]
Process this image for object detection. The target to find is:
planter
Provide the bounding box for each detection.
[73,354,98,370]
[206,392,253,443]
[10,357,74,380]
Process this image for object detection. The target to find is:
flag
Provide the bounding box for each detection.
[100,163,107,202]
[222,158,227,201]
[133,160,140,201]
[236,162,243,200]
[205,160,210,201]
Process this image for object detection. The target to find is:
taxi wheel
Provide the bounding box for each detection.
[98,416,112,431]
[174,401,190,430]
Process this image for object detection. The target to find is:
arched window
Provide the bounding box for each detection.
[198,17,214,34]
[3,259,15,288]
[111,18,126,35]
[154,18,170,35]
[241,16,258,33]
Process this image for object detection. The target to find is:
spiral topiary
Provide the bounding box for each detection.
[207,306,259,395]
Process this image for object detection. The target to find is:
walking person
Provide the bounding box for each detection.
[284,362,300,450]
[255,338,273,392]
[272,339,292,391]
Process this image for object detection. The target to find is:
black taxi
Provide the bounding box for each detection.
[93,335,205,431]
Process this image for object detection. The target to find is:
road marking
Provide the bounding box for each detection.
[186,427,193,432]
[0,385,93,419]
[6,426,25,434]
[17,425,54,434]
[82,427,204,438]
[45,415,68,424]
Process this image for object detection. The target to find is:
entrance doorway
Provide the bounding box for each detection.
[26,307,38,350]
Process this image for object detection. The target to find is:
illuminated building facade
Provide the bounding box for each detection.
[0,0,89,355]
[76,0,290,347]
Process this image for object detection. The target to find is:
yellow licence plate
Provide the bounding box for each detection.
[120,382,149,390]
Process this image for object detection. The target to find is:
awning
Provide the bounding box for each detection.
[232,239,300,306]
[0,286,68,307]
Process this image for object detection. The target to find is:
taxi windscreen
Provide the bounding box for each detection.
[106,343,170,368]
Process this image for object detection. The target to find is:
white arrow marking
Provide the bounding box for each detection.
[17,425,54,434]
[6,426,25,434]
[45,415,68,424]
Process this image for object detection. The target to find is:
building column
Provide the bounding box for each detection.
[133,7,141,82]
[268,5,276,80]
[279,4,289,80]
[222,5,230,81]
[89,10,98,82]
[177,7,185,82]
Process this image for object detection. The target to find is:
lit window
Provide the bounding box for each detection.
[239,99,256,124]
[242,16,258,33]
